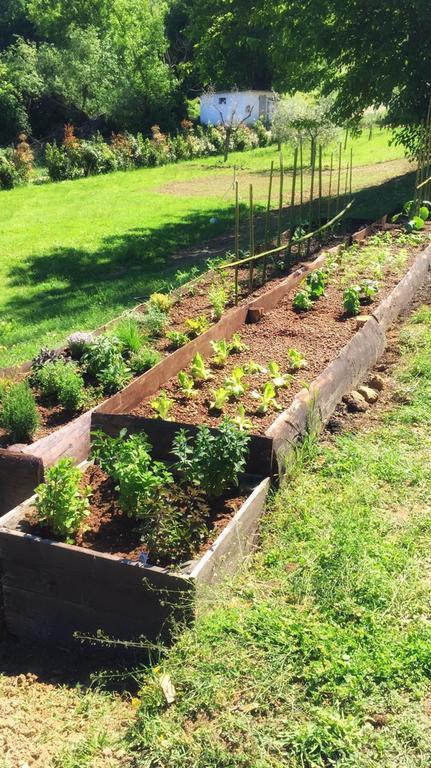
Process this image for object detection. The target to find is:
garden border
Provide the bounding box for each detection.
[0,215,387,514]
[0,474,270,644]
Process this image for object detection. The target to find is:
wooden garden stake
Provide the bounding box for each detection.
[335,142,342,217]
[327,151,333,223]
[249,184,255,293]
[263,161,274,285]
[349,148,353,195]
[318,144,323,229]
[298,139,303,257]
[234,181,240,305]
[306,138,316,256]
[277,153,284,247]
[286,147,298,269]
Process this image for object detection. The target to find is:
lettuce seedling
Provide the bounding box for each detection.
[232,404,252,431]
[178,371,196,398]
[252,382,280,414]
[244,360,267,375]
[151,390,173,420]
[224,367,247,399]
[166,330,189,349]
[190,353,212,382]
[185,315,210,338]
[293,288,313,311]
[268,361,292,389]
[229,333,249,353]
[211,339,230,367]
[287,348,307,372]
[209,387,229,412]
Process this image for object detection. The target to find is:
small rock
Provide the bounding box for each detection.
[368,373,385,391]
[357,385,379,404]
[326,417,344,434]
[343,391,369,413]
[356,315,369,329]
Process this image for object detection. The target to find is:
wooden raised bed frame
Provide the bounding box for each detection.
[0,218,386,515]
[0,474,270,645]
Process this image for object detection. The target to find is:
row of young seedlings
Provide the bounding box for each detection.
[151,332,307,425]
[292,268,379,316]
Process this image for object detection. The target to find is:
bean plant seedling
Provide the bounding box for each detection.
[343,286,361,316]
[293,288,313,311]
[306,269,327,299]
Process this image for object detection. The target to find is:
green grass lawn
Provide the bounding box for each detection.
[119,305,431,768]
[0,129,414,367]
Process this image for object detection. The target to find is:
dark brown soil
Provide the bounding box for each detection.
[24,464,246,569]
[130,236,422,434]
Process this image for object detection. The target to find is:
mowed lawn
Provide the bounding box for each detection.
[0,130,412,367]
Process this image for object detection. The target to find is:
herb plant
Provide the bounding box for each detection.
[67,332,93,359]
[209,280,228,321]
[185,315,210,338]
[129,346,161,374]
[190,353,212,382]
[306,269,327,299]
[114,317,143,354]
[166,330,189,349]
[142,304,168,338]
[35,458,91,541]
[97,358,132,394]
[81,336,122,377]
[149,292,172,314]
[172,419,250,498]
[1,381,40,442]
[32,359,85,412]
[343,286,361,316]
[151,390,173,419]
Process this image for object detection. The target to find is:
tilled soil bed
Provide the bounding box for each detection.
[23,464,247,568]
[129,232,427,434]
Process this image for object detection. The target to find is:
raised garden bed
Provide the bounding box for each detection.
[0,219,385,514]
[0,424,270,644]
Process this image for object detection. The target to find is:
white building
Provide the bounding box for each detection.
[200,90,274,127]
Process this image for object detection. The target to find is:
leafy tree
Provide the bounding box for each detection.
[272,92,339,165]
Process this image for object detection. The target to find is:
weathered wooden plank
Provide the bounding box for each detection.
[0,450,44,516]
[91,412,275,477]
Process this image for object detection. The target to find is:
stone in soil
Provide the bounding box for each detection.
[367,373,385,391]
[343,391,369,412]
[357,385,379,404]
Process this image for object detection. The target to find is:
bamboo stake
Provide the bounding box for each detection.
[286,147,298,269]
[277,153,284,247]
[318,144,323,229]
[335,142,342,217]
[234,181,240,305]
[298,139,303,257]
[263,161,274,285]
[307,138,316,256]
[349,148,353,195]
[249,184,255,293]
[327,151,333,223]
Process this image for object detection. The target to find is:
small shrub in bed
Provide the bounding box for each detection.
[209,279,228,321]
[149,292,172,314]
[35,458,91,541]
[96,358,132,394]
[142,485,210,564]
[129,346,162,375]
[1,381,40,442]
[32,360,85,413]
[67,332,94,359]
[142,304,168,338]
[172,419,250,498]
[114,318,143,354]
[81,336,123,378]
[166,330,189,350]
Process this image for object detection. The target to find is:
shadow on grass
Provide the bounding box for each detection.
[3,169,415,340]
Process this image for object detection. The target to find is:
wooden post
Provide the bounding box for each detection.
[249,184,255,293]
[234,181,240,305]
[277,153,284,247]
[286,147,298,269]
[263,161,274,285]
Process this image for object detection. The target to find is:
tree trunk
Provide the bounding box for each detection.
[224,128,231,162]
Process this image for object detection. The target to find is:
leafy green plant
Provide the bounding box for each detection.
[232,404,252,431]
[149,292,172,313]
[32,359,85,412]
[114,317,143,354]
[185,315,210,338]
[229,333,248,354]
[209,387,229,412]
[224,367,247,399]
[142,304,168,338]
[190,353,212,382]
[211,339,230,367]
[252,382,280,414]
[31,347,64,370]
[293,288,313,311]
[1,381,40,442]
[129,346,161,375]
[35,458,91,541]
[209,279,228,321]
[343,286,361,316]
[268,361,292,389]
[306,269,328,299]
[172,419,250,497]
[0,378,12,402]
[359,279,379,304]
[287,348,307,371]
[81,336,122,377]
[178,371,196,398]
[97,358,132,394]
[151,390,173,419]
[244,360,267,375]
[166,330,189,349]
[92,430,173,519]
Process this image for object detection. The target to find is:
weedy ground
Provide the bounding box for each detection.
[0,130,412,367]
[1,298,431,766]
